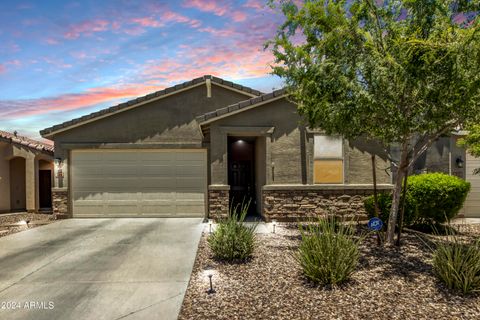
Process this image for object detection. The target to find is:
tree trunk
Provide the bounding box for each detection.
[371,155,381,245]
[386,143,409,245]
[396,172,408,246]
[372,155,380,217]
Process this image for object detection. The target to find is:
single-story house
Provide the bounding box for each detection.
[39,75,479,220]
[0,131,54,214]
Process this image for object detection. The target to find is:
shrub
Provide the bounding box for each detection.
[408,173,470,223]
[208,202,256,261]
[364,192,418,227]
[296,217,362,285]
[364,173,470,226]
[433,237,480,295]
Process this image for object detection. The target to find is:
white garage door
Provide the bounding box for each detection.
[71,149,207,217]
[465,152,480,217]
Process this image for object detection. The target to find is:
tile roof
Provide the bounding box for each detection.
[0,130,54,153]
[196,88,286,124]
[40,75,263,137]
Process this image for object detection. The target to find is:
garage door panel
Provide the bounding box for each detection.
[141,166,174,176]
[73,191,104,201]
[175,192,205,200]
[176,152,204,160]
[72,149,206,217]
[176,177,205,189]
[141,192,175,200]
[101,166,137,175]
[176,165,204,176]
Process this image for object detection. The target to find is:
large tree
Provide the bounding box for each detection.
[268,0,480,245]
[458,124,480,174]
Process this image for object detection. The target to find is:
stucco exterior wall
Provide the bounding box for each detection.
[346,139,391,184]
[9,157,26,211]
[209,98,304,185]
[52,84,252,157]
[0,143,10,212]
[208,98,392,186]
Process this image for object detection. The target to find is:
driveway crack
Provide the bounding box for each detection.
[114,292,184,320]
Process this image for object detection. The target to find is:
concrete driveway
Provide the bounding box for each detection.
[0,218,203,320]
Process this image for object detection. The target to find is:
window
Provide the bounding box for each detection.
[314,135,344,184]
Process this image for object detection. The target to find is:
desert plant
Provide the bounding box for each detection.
[364,192,418,227]
[408,173,470,224]
[208,201,256,262]
[296,217,363,285]
[433,236,480,295]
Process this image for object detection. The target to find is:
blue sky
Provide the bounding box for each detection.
[0,0,285,141]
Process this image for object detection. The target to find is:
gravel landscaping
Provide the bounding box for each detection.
[179,224,480,320]
[0,213,56,238]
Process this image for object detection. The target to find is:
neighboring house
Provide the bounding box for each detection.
[0,131,54,214]
[414,134,479,218]
[39,75,479,220]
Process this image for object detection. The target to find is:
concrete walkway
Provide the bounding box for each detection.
[0,218,203,320]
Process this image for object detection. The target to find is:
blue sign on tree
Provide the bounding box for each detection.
[368,217,383,231]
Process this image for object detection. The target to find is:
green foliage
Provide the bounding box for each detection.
[364,173,470,225]
[364,192,418,227]
[268,0,480,143]
[268,0,480,244]
[433,237,480,295]
[408,173,470,223]
[208,202,257,262]
[458,124,480,175]
[296,217,362,285]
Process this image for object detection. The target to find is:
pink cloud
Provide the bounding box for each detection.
[70,51,88,59]
[231,11,247,22]
[64,20,109,39]
[131,17,163,28]
[130,11,201,30]
[0,64,6,74]
[0,84,160,119]
[6,60,22,67]
[43,57,72,69]
[244,0,264,10]
[183,0,229,16]
[199,27,237,37]
[45,38,59,45]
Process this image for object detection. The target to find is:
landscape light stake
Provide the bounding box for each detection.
[272,219,277,233]
[208,219,213,234]
[207,274,215,294]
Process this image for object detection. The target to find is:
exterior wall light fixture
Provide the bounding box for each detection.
[456,156,464,168]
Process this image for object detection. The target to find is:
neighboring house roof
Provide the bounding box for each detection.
[40,75,263,138]
[196,88,287,125]
[0,130,54,153]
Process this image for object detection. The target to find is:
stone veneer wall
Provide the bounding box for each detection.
[52,189,69,218]
[208,186,230,220]
[263,185,393,222]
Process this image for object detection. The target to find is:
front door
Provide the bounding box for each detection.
[228,138,256,216]
[39,170,52,209]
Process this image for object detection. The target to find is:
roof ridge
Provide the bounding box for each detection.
[196,87,287,124]
[40,75,263,137]
[0,130,54,153]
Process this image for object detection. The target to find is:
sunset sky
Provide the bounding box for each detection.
[0,0,285,141]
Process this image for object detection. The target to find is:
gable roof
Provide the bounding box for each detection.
[40,75,263,138]
[0,130,54,153]
[196,88,287,125]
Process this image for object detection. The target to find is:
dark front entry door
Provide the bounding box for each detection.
[39,170,52,209]
[228,138,256,215]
